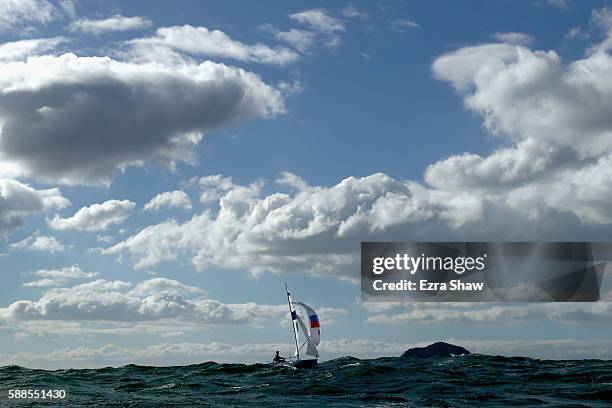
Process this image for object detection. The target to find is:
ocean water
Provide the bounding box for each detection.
[1,354,611,407]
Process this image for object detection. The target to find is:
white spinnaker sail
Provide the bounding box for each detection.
[295,302,320,346]
[296,315,319,357]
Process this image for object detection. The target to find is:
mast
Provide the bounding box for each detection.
[285,282,300,360]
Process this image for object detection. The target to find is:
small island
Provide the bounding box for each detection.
[401,342,471,359]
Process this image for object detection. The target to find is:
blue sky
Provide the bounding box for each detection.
[2,0,612,368]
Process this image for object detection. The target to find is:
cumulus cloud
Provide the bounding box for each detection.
[198,174,239,203]
[10,232,65,253]
[429,31,612,224]
[69,15,153,35]
[144,190,192,211]
[23,265,97,287]
[276,171,309,191]
[103,26,612,281]
[5,278,222,321]
[49,199,135,231]
[105,168,606,278]
[130,25,299,65]
[0,179,69,238]
[0,37,66,62]
[48,200,136,231]
[0,0,57,32]
[103,172,480,278]
[0,53,285,185]
[431,43,518,91]
[0,277,347,337]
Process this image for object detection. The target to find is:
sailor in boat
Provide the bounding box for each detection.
[273,351,286,364]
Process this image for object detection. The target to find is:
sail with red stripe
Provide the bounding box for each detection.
[296,302,320,347]
[284,283,321,364]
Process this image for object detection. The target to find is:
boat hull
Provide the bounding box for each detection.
[272,359,318,369]
[292,359,317,369]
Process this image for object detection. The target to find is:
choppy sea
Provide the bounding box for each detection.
[1,354,611,407]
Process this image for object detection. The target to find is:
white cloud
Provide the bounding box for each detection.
[290,9,344,33]
[0,277,345,337]
[0,37,66,62]
[58,0,76,19]
[96,234,114,244]
[429,35,612,224]
[0,339,403,368]
[69,15,153,35]
[364,302,612,325]
[0,342,287,368]
[276,171,309,190]
[104,172,478,278]
[261,9,349,53]
[131,25,299,65]
[0,0,57,32]
[49,199,135,231]
[590,6,612,33]
[276,79,304,96]
[0,301,345,340]
[586,7,612,55]
[458,338,612,359]
[2,338,612,368]
[0,179,69,238]
[198,174,239,203]
[389,19,420,32]
[340,6,367,19]
[564,25,589,40]
[120,41,193,66]
[0,54,285,185]
[273,28,316,53]
[431,43,518,91]
[23,265,97,287]
[493,32,534,45]
[104,29,612,281]
[289,9,345,48]
[10,232,65,253]
[144,190,192,211]
[102,217,206,269]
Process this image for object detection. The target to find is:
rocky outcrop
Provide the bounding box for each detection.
[401,342,471,359]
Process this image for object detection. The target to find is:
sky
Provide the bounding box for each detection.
[2,0,612,368]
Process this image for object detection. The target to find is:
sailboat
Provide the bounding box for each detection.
[282,283,320,368]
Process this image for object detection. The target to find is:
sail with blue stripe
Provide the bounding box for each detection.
[296,302,320,347]
[284,284,320,365]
